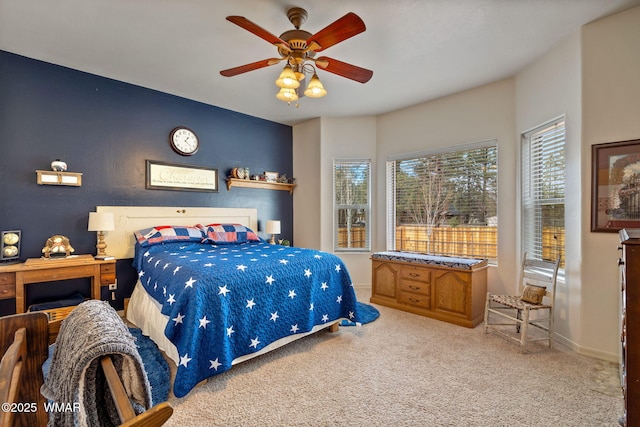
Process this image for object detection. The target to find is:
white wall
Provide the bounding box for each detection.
[293,118,322,249]
[293,116,377,288]
[515,31,584,354]
[376,79,517,295]
[580,5,640,359]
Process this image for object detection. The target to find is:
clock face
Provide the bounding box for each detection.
[170,127,199,155]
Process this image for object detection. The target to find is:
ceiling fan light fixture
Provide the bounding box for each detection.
[275,65,299,89]
[304,73,327,98]
[276,87,299,102]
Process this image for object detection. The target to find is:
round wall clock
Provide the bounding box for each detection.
[169,126,199,156]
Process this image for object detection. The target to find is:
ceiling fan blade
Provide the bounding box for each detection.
[226,16,290,50]
[306,12,366,52]
[220,58,282,77]
[315,56,373,83]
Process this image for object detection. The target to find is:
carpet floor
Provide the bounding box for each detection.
[160,289,623,426]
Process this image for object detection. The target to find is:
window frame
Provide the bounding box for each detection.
[521,116,565,268]
[333,158,372,253]
[386,140,498,261]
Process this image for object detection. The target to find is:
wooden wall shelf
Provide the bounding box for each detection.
[226,178,296,195]
[36,170,82,186]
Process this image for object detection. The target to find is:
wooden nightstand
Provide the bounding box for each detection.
[0,254,116,314]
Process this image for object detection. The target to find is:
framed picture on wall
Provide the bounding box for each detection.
[146,160,218,192]
[591,139,640,232]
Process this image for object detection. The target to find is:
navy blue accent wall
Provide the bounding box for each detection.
[0,51,293,314]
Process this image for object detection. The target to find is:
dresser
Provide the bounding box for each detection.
[370,252,488,327]
[619,229,640,426]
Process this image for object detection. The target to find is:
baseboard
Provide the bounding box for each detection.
[554,332,619,363]
[353,283,371,291]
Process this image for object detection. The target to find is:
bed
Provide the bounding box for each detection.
[98,206,361,398]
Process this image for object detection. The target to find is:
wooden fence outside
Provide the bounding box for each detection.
[337,227,367,248]
[395,225,498,259]
[338,224,564,265]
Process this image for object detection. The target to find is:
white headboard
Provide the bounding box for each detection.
[96,206,258,259]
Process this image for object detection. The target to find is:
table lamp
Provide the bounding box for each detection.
[265,220,281,245]
[88,212,115,259]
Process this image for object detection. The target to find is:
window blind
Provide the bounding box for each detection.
[387,142,498,259]
[522,118,565,265]
[334,159,371,252]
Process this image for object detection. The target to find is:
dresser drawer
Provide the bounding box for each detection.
[399,291,430,309]
[100,273,116,286]
[100,263,116,275]
[0,282,16,299]
[399,280,430,296]
[0,272,15,286]
[399,266,430,284]
[100,263,116,286]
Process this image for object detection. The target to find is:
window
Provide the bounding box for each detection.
[521,118,565,267]
[387,142,498,260]
[334,159,371,252]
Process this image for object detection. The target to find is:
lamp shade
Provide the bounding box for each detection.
[303,73,327,98]
[265,220,281,235]
[275,65,300,89]
[276,88,299,102]
[88,212,115,231]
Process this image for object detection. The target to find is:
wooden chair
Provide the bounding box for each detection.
[484,253,561,351]
[0,311,173,426]
[0,312,49,427]
[101,355,173,427]
[0,327,27,427]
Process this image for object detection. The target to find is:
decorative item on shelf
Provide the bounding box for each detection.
[50,159,67,171]
[264,171,279,182]
[88,212,115,260]
[277,239,290,247]
[0,230,21,263]
[277,174,289,183]
[41,235,75,258]
[265,220,281,244]
[230,167,251,180]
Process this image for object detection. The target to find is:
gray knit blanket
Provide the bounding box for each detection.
[41,300,152,427]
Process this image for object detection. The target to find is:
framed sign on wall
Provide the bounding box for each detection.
[146,160,218,192]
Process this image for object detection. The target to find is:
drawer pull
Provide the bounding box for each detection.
[408,273,420,278]
[409,285,421,291]
[409,298,421,303]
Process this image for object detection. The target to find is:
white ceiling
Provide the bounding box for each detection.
[1,0,639,126]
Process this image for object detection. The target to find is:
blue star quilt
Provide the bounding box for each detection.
[133,240,360,397]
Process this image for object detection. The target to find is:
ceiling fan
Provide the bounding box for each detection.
[220,7,373,102]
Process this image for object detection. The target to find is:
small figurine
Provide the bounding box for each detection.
[42,235,75,258]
